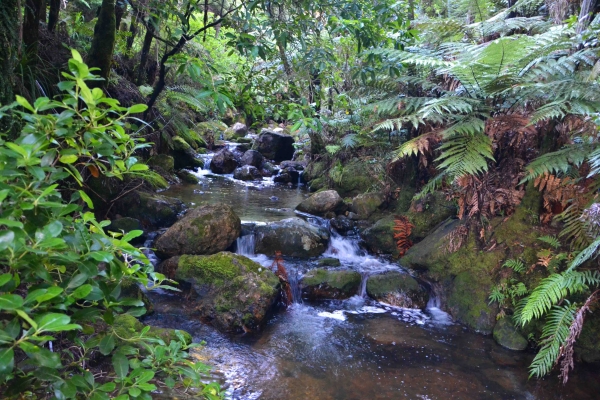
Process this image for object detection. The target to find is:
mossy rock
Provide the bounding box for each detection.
[171,252,280,333]
[447,271,498,334]
[154,204,241,259]
[113,314,192,345]
[303,161,327,183]
[173,136,192,152]
[172,136,204,170]
[176,170,200,184]
[254,217,329,259]
[351,192,385,219]
[236,137,253,144]
[317,257,341,267]
[366,271,428,308]
[575,309,600,363]
[296,190,345,216]
[331,159,376,198]
[493,317,528,351]
[308,177,326,192]
[301,269,361,300]
[402,192,456,240]
[114,191,185,229]
[148,154,174,173]
[360,216,400,257]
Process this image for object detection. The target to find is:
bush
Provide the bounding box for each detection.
[0,50,221,399]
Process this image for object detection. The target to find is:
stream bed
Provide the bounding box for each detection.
[148,166,600,399]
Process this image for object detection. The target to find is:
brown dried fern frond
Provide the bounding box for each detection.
[393,215,414,256]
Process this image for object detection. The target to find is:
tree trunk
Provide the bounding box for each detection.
[577,0,598,34]
[87,0,116,85]
[115,0,126,30]
[126,11,139,51]
[23,0,43,58]
[0,0,18,133]
[137,20,155,85]
[47,0,60,32]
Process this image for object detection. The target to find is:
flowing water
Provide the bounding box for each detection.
[145,160,600,399]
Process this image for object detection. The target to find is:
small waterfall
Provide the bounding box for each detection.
[202,154,213,170]
[143,233,160,267]
[426,289,453,325]
[287,267,302,303]
[297,170,303,185]
[236,234,255,257]
[358,271,371,298]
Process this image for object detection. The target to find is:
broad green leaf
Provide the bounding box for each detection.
[0,219,23,228]
[0,347,14,376]
[15,95,34,112]
[128,104,148,114]
[0,273,12,287]
[0,230,15,251]
[24,287,63,305]
[112,352,129,379]
[79,190,94,209]
[59,154,78,164]
[99,334,115,355]
[128,387,141,397]
[35,313,81,332]
[0,294,23,310]
[70,284,92,299]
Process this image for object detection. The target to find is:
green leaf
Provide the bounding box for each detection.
[0,347,15,376]
[59,154,78,164]
[128,104,148,114]
[79,190,94,209]
[128,387,141,397]
[24,287,63,305]
[97,382,116,392]
[35,313,81,332]
[0,294,24,311]
[0,230,15,251]
[70,284,93,299]
[112,352,129,379]
[0,273,12,287]
[0,219,23,228]
[28,347,62,368]
[99,334,115,355]
[15,95,34,112]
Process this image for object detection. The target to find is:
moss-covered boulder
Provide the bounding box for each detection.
[575,310,600,363]
[148,154,174,173]
[366,271,428,308]
[252,129,295,162]
[113,314,192,345]
[303,161,327,183]
[224,122,248,139]
[108,217,143,234]
[447,271,498,334]
[317,257,341,267]
[296,190,345,216]
[173,252,280,332]
[351,192,385,219]
[114,191,185,229]
[360,216,400,257]
[399,219,461,271]
[330,215,354,234]
[154,204,241,259]
[331,159,375,198]
[176,170,200,184]
[301,269,361,300]
[254,217,329,258]
[493,318,528,351]
[172,136,203,170]
[403,192,456,241]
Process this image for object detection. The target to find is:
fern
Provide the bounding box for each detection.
[503,259,526,273]
[528,302,577,378]
[568,235,600,272]
[538,236,561,250]
[435,133,494,179]
[521,145,590,183]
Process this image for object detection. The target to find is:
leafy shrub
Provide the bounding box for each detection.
[0,50,221,399]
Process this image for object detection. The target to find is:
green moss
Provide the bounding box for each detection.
[493,317,528,351]
[447,271,497,334]
[173,136,192,152]
[176,170,200,184]
[302,269,361,291]
[317,257,341,267]
[395,187,416,214]
[148,154,174,173]
[175,252,262,286]
[333,159,375,197]
[366,272,420,297]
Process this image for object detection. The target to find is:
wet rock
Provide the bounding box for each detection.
[241,149,264,168]
[351,192,385,219]
[296,190,345,216]
[148,154,174,173]
[234,165,263,181]
[176,170,200,184]
[172,252,280,332]
[280,160,305,170]
[360,216,402,257]
[236,137,253,144]
[330,215,354,234]
[331,159,374,198]
[255,217,329,258]
[261,162,278,177]
[252,129,295,162]
[172,136,203,170]
[301,269,361,300]
[273,167,300,184]
[347,212,360,220]
[154,204,241,259]
[113,314,192,345]
[399,219,461,267]
[493,318,528,351]
[210,148,240,174]
[114,191,185,229]
[228,122,248,138]
[366,271,428,309]
[317,257,341,267]
[447,271,498,334]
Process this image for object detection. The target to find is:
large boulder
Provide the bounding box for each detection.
[295,190,344,216]
[241,149,264,168]
[252,129,295,162]
[234,165,263,181]
[172,252,280,332]
[226,122,248,139]
[254,217,329,258]
[493,318,528,351]
[114,191,185,229]
[360,216,402,257]
[210,148,239,174]
[330,215,354,234]
[172,136,203,170]
[366,271,428,309]
[154,204,241,259]
[351,192,385,219]
[148,154,174,173]
[280,160,305,170]
[273,167,300,184]
[301,269,361,300]
[447,271,498,334]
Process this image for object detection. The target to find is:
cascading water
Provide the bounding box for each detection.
[235,234,256,257]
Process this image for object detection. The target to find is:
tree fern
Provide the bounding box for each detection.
[435,133,494,179]
[521,145,590,183]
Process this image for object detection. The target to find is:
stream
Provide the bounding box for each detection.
[146,157,600,399]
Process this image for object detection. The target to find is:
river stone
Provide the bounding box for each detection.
[447,271,498,334]
[254,217,329,258]
[154,204,241,258]
[317,257,341,267]
[176,170,200,184]
[301,269,361,300]
[280,160,305,170]
[252,129,295,161]
[351,192,385,218]
[241,149,264,168]
[493,318,528,351]
[172,136,203,170]
[366,271,429,309]
[360,216,401,257]
[210,148,239,174]
[330,215,354,234]
[261,162,278,177]
[234,165,263,181]
[230,122,248,138]
[114,191,185,229]
[172,252,280,332]
[296,190,344,216]
[273,167,300,184]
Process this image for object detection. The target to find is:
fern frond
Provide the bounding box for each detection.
[132,170,169,189]
[528,302,576,378]
[436,133,494,179]
[503,259,526,273]
[521,145,589,183]
[568,235,600,272]
[538,236,561,249]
